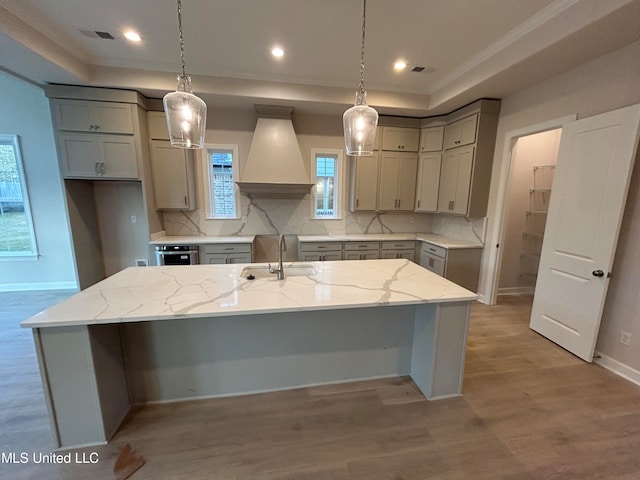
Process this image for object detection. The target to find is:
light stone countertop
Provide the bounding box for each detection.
[22,259,477,329]
[150,235,256,245]
[298,233,483,249]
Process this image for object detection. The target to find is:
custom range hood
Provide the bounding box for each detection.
[236,105,314,197]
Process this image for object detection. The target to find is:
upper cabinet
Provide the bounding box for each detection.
[349,153,380,211]
[378,152,418,211]
[380,127,420,152]
[147,111,197,210]
[443,114,478,150]
[49,97,142,180]
[415,153,442,212]
[419,126,444,152]
[438,145,474,215]
[58,133,138,179]
[52,99,134,134]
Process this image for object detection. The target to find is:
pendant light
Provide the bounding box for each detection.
[343,0,378,156]
[163,0,207,149]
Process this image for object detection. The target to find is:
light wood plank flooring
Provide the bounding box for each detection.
[2,293,640,479]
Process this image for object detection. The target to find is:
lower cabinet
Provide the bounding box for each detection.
[298,242,343,261]
[418,242,482,292]
[380,240,415,261]
[200,243,252,264]
[344,241,380,260]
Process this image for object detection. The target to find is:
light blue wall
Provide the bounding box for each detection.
[0,71,76,291]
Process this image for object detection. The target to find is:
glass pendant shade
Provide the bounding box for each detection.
[343,91,378,156]
[163,75,207,149]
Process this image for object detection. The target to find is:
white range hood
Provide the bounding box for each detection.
[236,105,314,197]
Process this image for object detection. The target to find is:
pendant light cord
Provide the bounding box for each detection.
[177,0,187,80]
[358,0,368,98]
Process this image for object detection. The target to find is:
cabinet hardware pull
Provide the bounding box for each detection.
[184,195,188,206]
[592,270,605,277]
[318,246,326,249]
[397,199,400,208]
[417,200,421,208]
[95,162,100,174]
[100,163,105,175]
[429,258,434,267]
[429,248,436,252]
[94,125,100,130]
[224,247,233,251]
[356,199,359,207]
[449,200,454,210]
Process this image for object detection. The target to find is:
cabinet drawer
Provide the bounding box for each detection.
[380,240,415,250]
[200,243,252,254]
[344,241,379,251]
[299,242,343,252]
[421,242,446,258]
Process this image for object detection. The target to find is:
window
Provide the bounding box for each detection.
[202,144,239,219]
[0,135,37,257]
[312,149,344,219]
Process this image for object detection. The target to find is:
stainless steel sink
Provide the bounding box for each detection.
[240,264,317,279]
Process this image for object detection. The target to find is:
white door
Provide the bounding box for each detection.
[530,104,640,361]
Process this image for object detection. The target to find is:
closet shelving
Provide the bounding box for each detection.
[519,165,555,287]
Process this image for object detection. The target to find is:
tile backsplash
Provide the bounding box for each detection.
[162,193,486,242]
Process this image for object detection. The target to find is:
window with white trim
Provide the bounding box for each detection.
[202,144,240,219]
[312,149,344,219]
[0,134,37,256]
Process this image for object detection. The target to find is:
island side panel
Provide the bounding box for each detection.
[122,306,415,403]
[35,326,107,448]
[410,302,471,399]
[88,324,131,441]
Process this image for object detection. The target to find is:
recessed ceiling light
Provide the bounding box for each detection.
[124,30,141,42]
[394,60,408,71]
[271,47,285,58]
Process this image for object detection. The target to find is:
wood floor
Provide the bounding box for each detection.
[2,293,640,479]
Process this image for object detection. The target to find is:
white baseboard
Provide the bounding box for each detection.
[497,286,534,296]
[0,281,77,292]
[594,351,640,387]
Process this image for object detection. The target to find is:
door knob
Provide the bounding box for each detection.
[592,270,604,277]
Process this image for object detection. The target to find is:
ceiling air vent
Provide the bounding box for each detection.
[79,29,116,40]
[411,65,436,74]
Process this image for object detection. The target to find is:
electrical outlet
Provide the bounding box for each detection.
[130,215,137,223]
[620,331,632,346]
[134,259,149,267]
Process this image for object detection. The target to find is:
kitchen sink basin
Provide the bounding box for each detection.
[240,264,317,279]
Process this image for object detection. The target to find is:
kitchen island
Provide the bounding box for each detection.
[23,259,477,449]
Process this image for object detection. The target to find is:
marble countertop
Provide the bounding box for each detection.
[298,233,483,249]
[22,259,477,329]
[150,235,255,245]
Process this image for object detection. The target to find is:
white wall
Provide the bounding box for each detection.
[481,39,640,372]
[0,72,76,291]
